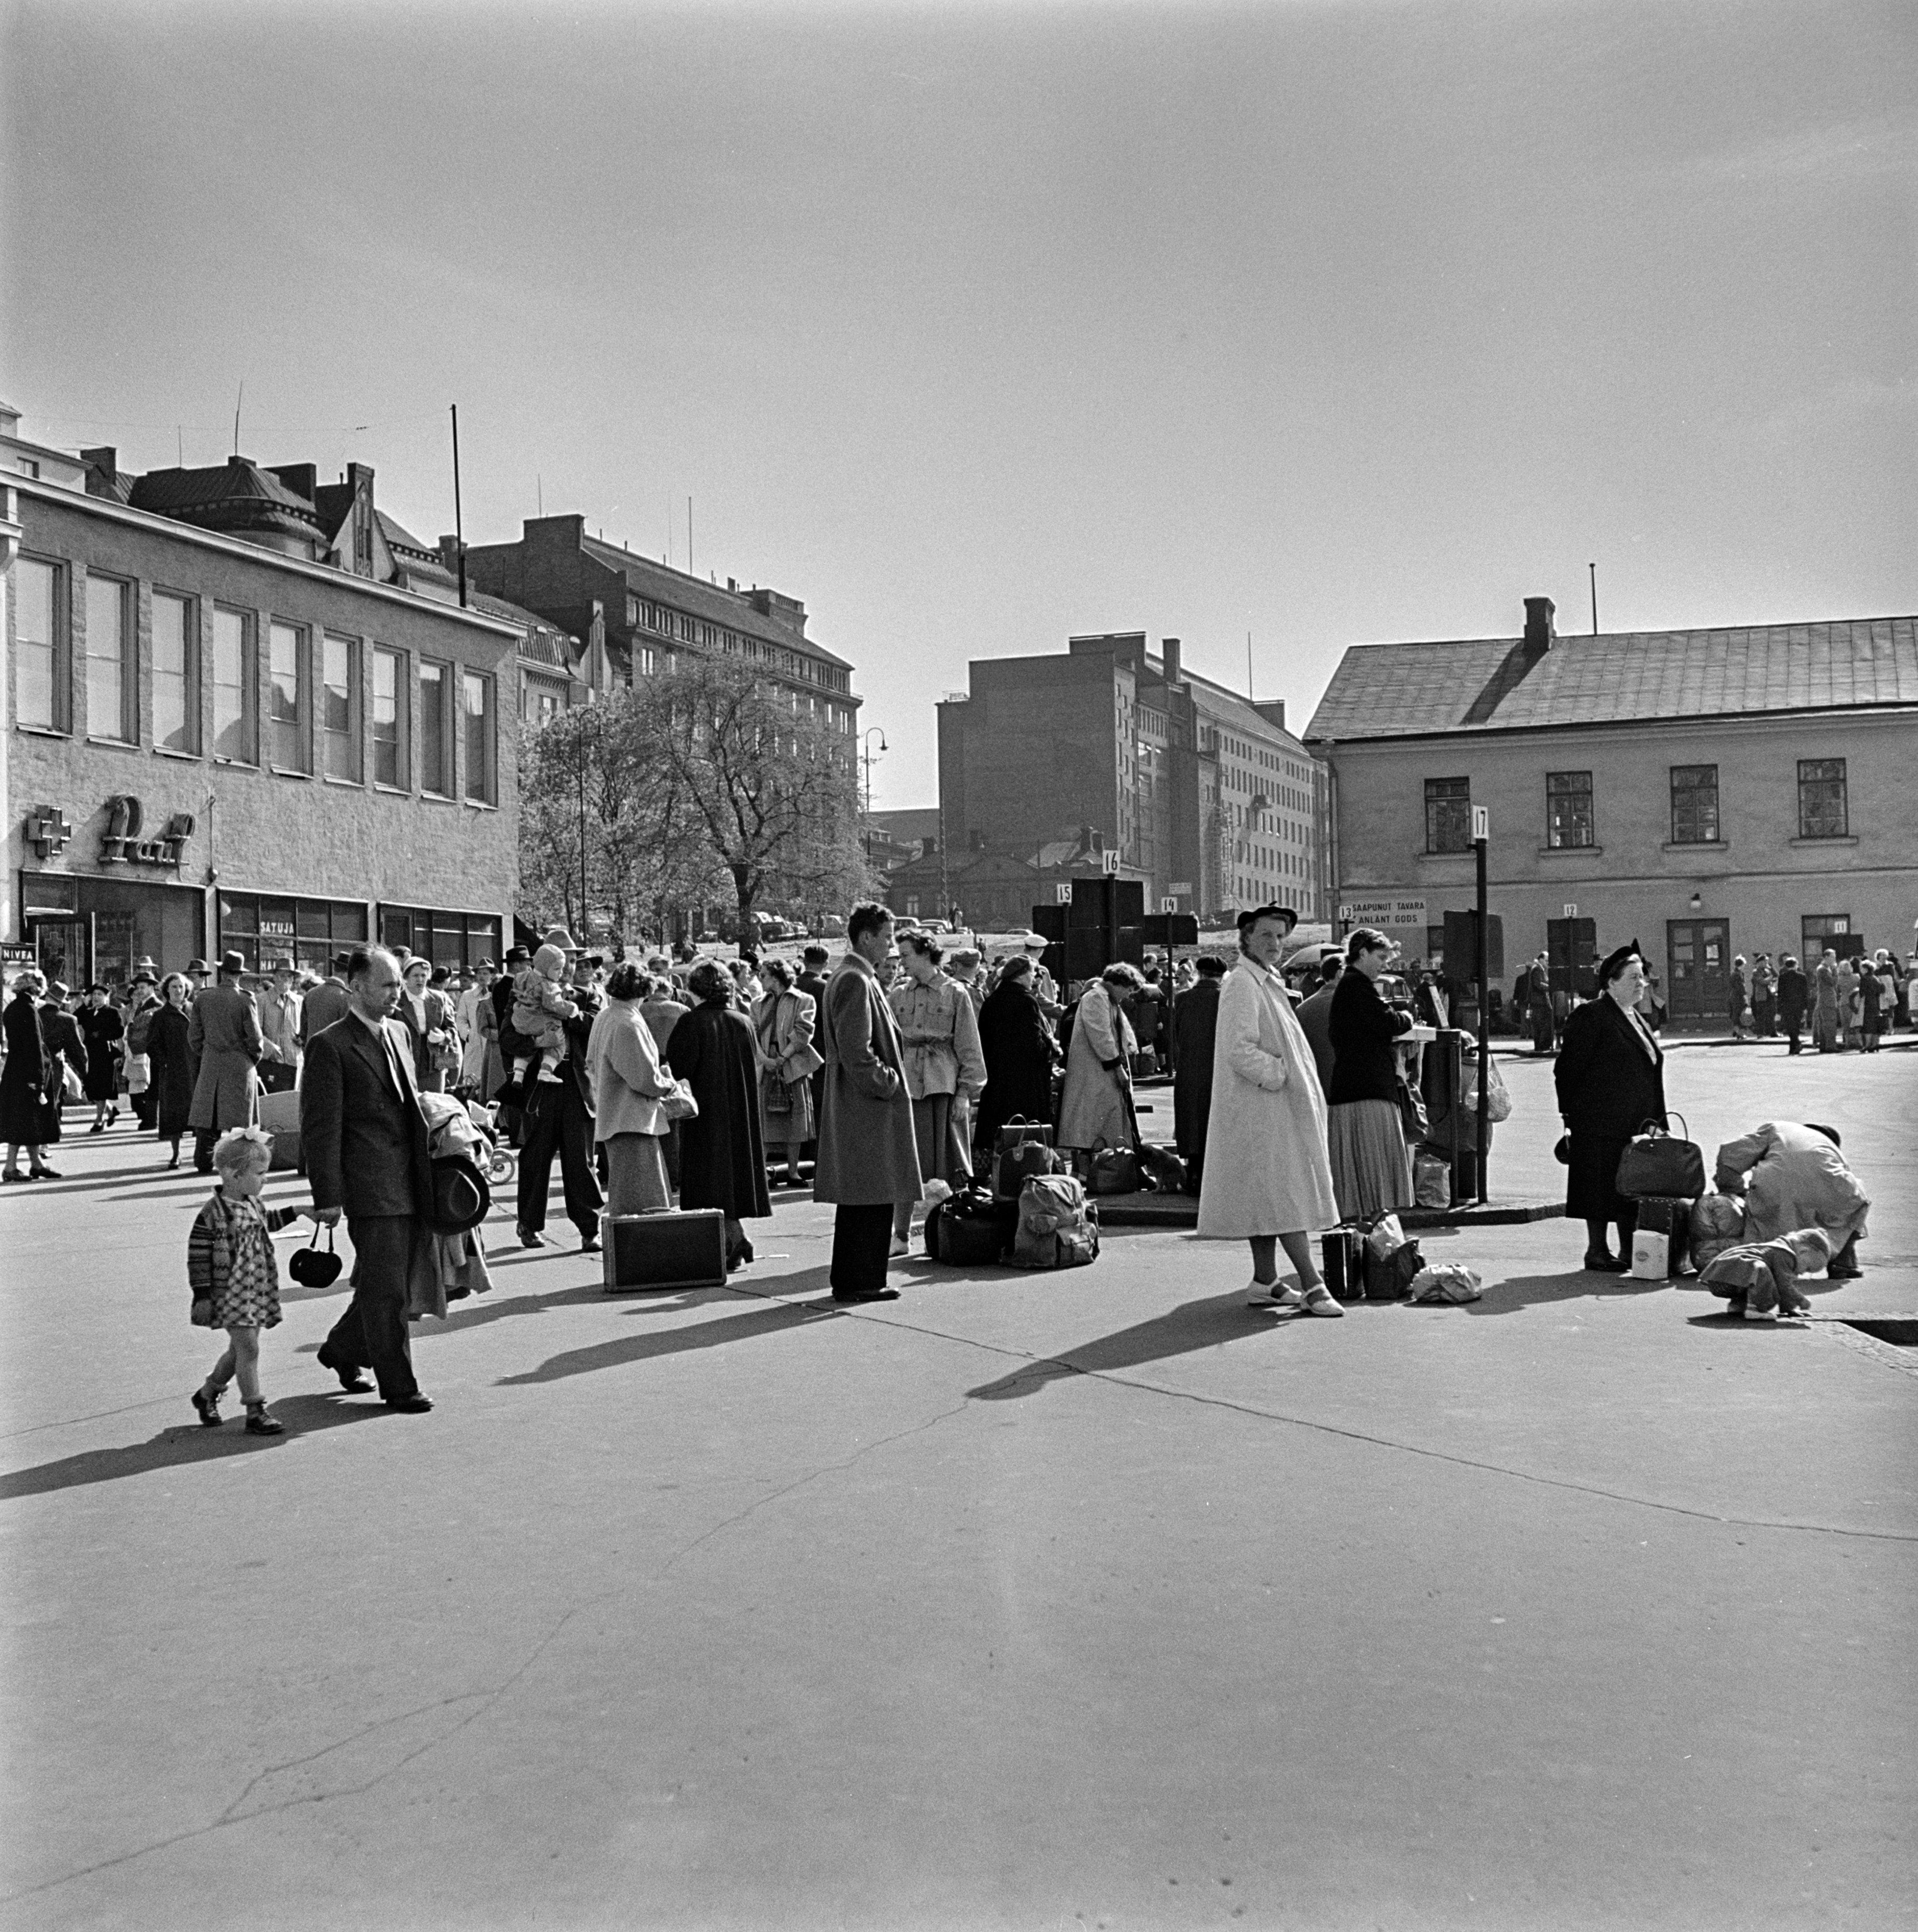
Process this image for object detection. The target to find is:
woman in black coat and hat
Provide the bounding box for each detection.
[2,970,56,1181]
[1554,940,1668,1272]
[972,956,1059,1162]
[664,959,771,1271]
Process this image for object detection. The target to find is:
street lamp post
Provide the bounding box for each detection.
[861,726,888,861]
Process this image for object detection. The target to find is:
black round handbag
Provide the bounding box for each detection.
[287,1223,343,1288]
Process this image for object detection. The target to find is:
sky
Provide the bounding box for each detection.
[4,0,1913,810]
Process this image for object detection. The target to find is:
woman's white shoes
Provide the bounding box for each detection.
[1247,1278,1305,1309]
[1303,1286,1345,1317]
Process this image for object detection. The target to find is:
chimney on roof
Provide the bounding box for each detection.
[270,463,317,502]
[80,445,117,475]
[1524,597,1557,654]
[1161,637,1182,685]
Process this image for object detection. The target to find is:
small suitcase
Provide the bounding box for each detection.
[1321,1226,1365,1301]
[602,1209,728,1293]
[257,1088,303,1174]
[1633,1196,1692,1273]
[925,1189,1017,1265]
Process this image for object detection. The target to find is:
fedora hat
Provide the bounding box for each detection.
[217,950,247,976]
[186,958,211,975]
[541,925,581,955]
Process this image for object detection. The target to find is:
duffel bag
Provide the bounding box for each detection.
[1362,1237,1425,1300]
[1087,1140,1145,1194]
[925,1187,1016,1266]
[1614,1114,1707,1200]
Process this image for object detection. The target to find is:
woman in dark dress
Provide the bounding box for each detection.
[1553,940,1668,1272]
[2,971,56,1181]
[1325,928,1415,1220]
[972,957,1058,1161]
[664,959,771,1271]
[77,984,126,1132]
[36,985,83,1156]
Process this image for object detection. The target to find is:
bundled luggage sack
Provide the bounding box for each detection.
[602,1209,728,1292]
[925,1185,1018,1265]
[1087,1141,1145,1195]
[1359,1212,1424,1300]
[1006,1174,1099,1270]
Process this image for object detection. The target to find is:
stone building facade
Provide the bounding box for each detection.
[4,429,522,990]
[1307,599,1918,1024]
[936,632,1327,925]
[462,515,857,738]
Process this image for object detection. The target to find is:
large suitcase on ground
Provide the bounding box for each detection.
[601,1210,728,1293]
[257,1088,302,1174]
[1632,1196,1692,1276]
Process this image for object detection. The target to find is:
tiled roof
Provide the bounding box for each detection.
[468,589,580,662]
[128,460,324,539]
[1305,615,1918,742]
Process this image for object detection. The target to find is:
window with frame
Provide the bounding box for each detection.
[1424,776,1471,853]
[322,633,361,781]
[371,646,406,788]
[1801,914,1851,959]
[1797,758,1848,838]
[152,590,199,754]
[268,619,309,772]
[84,573,134,741]
[211,607,256,762]
[14,556,66,731]
[419,659,451,794]
[1669,764,1719,844]
[462,670,494,803]
[1545,770,1594,849]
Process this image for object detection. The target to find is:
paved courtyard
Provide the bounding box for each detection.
[2,1043,1913,1930]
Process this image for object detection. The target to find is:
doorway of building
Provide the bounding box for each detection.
[1546,916,1597,1009]
[1666,919,1730,1026]
[26,917,89,991]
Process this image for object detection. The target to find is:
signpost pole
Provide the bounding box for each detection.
[1473,808,1490,1204]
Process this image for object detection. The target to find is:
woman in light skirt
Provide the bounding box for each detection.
[1325,927,1415,1222]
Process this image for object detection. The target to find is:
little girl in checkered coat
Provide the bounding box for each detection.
[187,1126,318,1435]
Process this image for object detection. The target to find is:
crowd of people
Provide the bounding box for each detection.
[0,897,1892,1432]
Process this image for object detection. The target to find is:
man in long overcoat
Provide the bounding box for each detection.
[1170,956,1227,1194]
[187,950,262,1173]
[814,903,921,1302]
[1775,954,1810,1054]
[302,945,435,1410]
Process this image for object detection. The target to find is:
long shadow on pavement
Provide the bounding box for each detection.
[495,1270,835,1386]
[0,1394,390,1502]
[1461,1269,1673,1315]
[966,1288,1276,1402]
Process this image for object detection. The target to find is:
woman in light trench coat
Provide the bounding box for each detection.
[1196,905,1344,1315]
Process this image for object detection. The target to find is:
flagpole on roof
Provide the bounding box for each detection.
[451,405,467,608]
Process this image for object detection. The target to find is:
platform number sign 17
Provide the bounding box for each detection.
[1471,805,1490,843]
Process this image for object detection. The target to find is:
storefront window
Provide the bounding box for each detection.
[218,893,367,974]
[378,905,502,973]
[20,873,199,988]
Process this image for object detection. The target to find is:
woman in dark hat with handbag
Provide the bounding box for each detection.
[1553,939,1668,1272]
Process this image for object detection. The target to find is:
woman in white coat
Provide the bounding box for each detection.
[1196,905,1344,1316]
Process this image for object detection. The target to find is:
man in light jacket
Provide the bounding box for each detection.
[815,902,921,1303]
[256,960,303,1094]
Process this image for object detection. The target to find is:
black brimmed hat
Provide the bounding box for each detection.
[1235,903,1298,935]
[1595,938,1644,986]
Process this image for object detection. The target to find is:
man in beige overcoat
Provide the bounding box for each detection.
[815,902,922,1302]
[187,950,263,1173]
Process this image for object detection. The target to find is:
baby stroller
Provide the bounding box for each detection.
[458,1095,516,1191]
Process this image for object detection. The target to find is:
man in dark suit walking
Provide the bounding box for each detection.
[300,945,435,1412]
[299,952,353,1046]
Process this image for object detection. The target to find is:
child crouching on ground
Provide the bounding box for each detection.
[511,944,579,1088]
[1697,1227,1830,1322]
[188,1125,317,1434]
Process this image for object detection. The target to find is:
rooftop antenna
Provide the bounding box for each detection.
[449,403,467,607]
[665,493,673,570]
[1589,562,1598,636]
[687,496,694,576]
[1247,631,1254,699]
[176,425,183,467]
[537,473,543,517]
[232,381,244,457]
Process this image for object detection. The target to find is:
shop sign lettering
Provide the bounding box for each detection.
[98,795,196,867]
